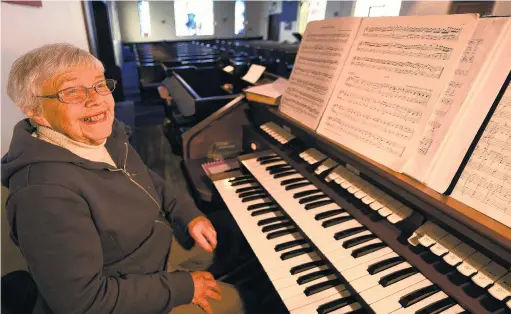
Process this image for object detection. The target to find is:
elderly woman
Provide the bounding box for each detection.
[2,43,244,314]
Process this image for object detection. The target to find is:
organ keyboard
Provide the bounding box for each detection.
[197,102,511,314]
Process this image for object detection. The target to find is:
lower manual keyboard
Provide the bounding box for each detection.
[212,151,470,314]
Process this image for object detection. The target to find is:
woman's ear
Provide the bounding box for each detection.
[25,109,50,127]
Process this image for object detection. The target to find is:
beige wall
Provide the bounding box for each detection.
[493,0,511,15]
[399,1,452,16]
[1,0,90,275]
[118,0,268,43]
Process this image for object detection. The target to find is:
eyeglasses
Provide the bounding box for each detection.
[36,79,117,104]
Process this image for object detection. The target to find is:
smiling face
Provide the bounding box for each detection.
[30,66,115,146]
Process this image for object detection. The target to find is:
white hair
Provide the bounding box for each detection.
[6,43,104,115]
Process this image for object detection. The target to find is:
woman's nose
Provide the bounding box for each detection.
[84,89,102,107]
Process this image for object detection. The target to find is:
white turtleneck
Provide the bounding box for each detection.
[33,125,117,168]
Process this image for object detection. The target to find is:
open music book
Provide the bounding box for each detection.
[279,14,511,196]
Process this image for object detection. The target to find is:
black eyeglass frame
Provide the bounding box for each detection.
[36,79,117,104]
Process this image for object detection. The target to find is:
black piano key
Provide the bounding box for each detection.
[480,295,508,313]
[415,297,456,314]
[297,269,334,285]
[334,227,367,240]
[316,296,357,314]
[251,207,280,217]
[231,179,256,186]
[286,182,312,190]
[378,267,418,287]
[247,202,275,210]
[299,194,328,204]
[281,177,307,186]
[293,189,321,199]
[238,189,265,198]
[257,216,288,226]
[342,234,377,249]
[322,216,353,228]
[229,175,251,182]
[351,242,387,258]
[256,154,277,161]
[261,221,293,233]
[269,166,294,175]
[304,279,343,296]
[275,239,307,252]
[305,200,335,210]
[235,186,260,193]
[398,285,441,308]
[257,154,277,161]
[280,247,314,260]
[447,271,470,286]
[260,158,283,165]
[266,227,298,239]
[462,282,486,298]
[266,164,290,171]
[367,256,405,275]
[290,260,326,275]
[241,194,267,203]
[314,209,345,221]
[274,170,299,178]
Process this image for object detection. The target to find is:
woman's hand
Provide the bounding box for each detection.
[188,216,217,252]
[191,271,221,314]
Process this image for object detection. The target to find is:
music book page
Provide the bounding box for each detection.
[279,17,362,130]
[242,64,266,84]
[316,14,479,171]
[451,83,511,228]
[404,18,511,188]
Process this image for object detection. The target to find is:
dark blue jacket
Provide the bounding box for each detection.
[1,119,203,314]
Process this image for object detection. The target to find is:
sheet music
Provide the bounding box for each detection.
[452,83,511,228]
[279,17,362,130]
[242,64,266,84]
[404,18,511,181]
[316,14,479,170]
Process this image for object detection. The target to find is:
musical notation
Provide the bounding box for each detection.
[279,18,363,130]
[292,66,333,80]
[452,84,511,227]
[305,31,351,43]
[357,41,453,60]
[324,105,406,157]
[351,56,444,79]
[317,14,477,171]
[345,75,432,106]
[289,77,330,95]
[362,25,462,41]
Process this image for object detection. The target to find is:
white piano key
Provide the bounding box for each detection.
[387,206,413,224]
[488,272,511,301]
[360,273,426,304]
[390,291,449,314]
[334,177,347,184]
[369,279,433,314]
[328,238,386,269]
[336,247,394,272]
[443,242,476,266]
[265,253,322,280]
[291,293,360,314]
[430,234,461,257]
[407,221,435,246]
[340,180,354,189]
[278,274,339,299]
[361,195,376,205]
[370,201,384,210]
[472,262,508,288]
[354,190,368,199]
[456,251,491,277]
[283,283,348,311]
[272,264,330,289]
[439,304,465,314]
[378,207,394,218]
[418,223,448,247]
[350,261,412,293]
[342,252,400,282]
